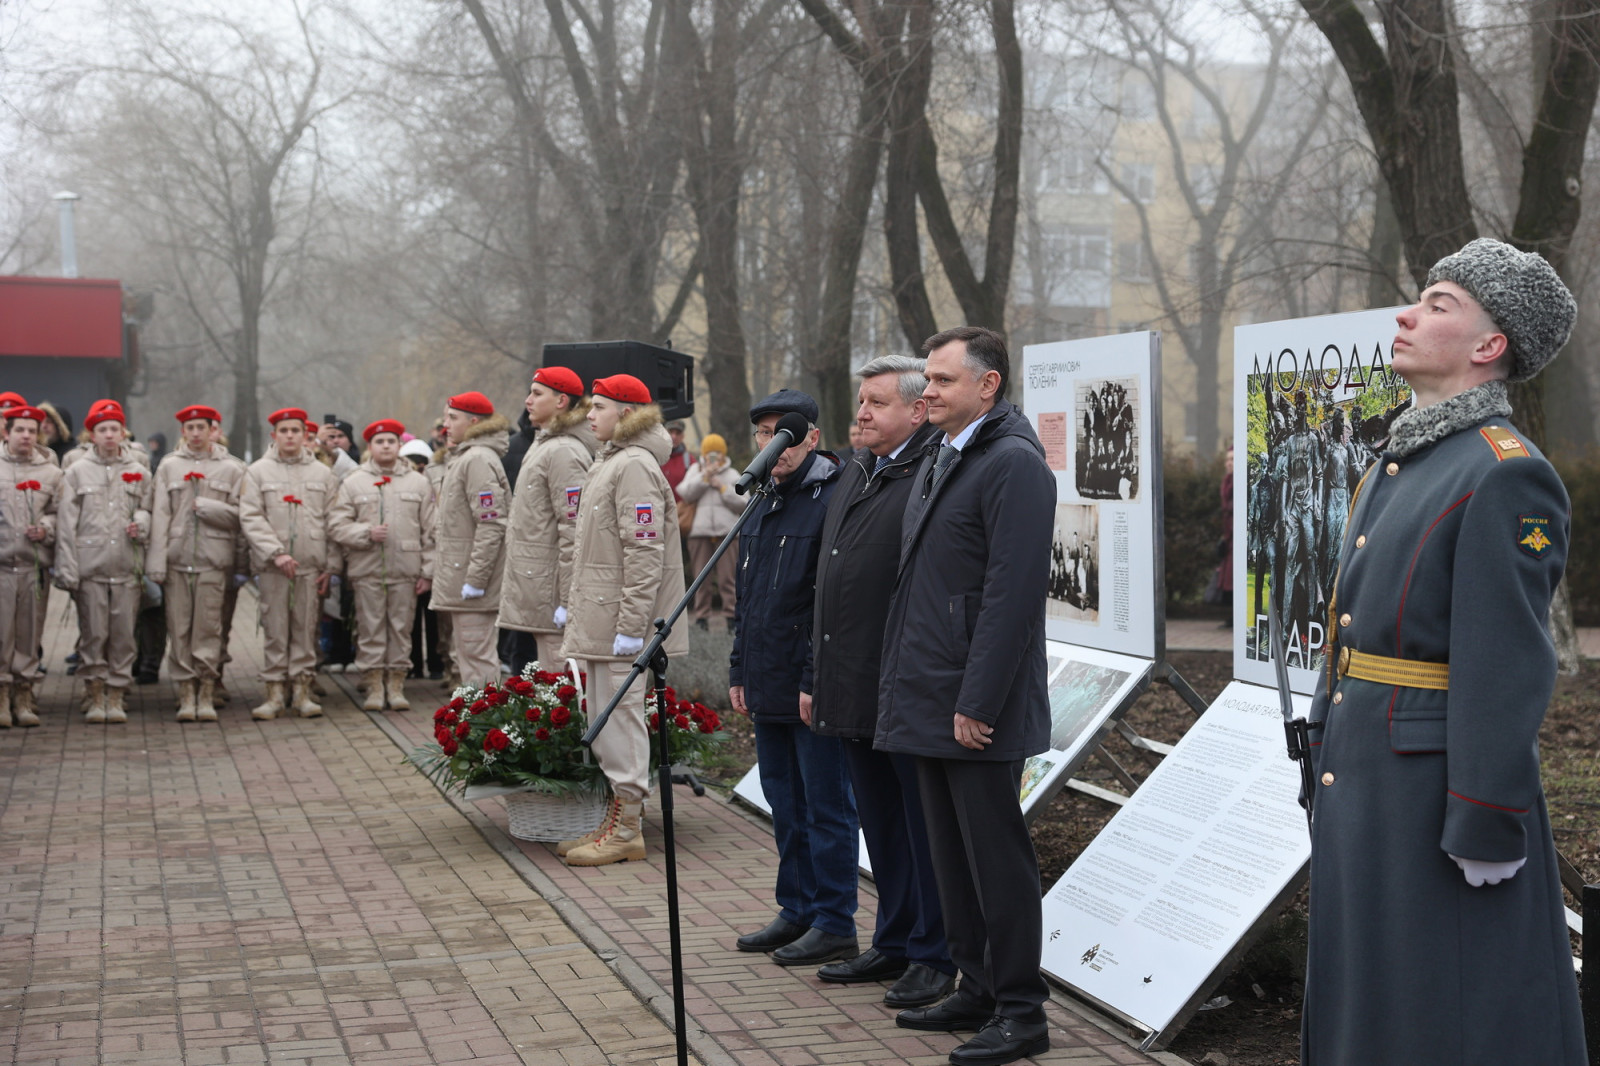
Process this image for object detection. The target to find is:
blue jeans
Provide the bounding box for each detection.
[754,720,859,937]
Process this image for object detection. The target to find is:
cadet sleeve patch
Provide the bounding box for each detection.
[635,503,653,525]
[634,529,658,540]
[1480,426,1529,461]
[479,510,500,521]
[565,486,581,520]
[478,489,495,509]
[1518,513,1553,557]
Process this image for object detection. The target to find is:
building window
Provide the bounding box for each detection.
[1121,77,1156,120]
[1042,148,1110,195]
[1117,241,1151,282]
[1119,163,1156,204]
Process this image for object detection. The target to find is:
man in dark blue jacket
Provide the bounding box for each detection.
[877,327,1052,1066]
[729,389,858,966]
[807,356,953,1007]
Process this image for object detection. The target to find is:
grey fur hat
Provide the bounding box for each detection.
[1425,238,1576,382]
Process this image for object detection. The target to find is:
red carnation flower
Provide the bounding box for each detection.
[183,471,205,482]
[535,727,551,741]
[374,476,392,486]
[455,721,471,738]
[556,684,578,701]
[15,479,40,492]
[122,472,143,483]
[483,728,510,752]
[549,706,571,728]
[525,707,542,722]
[283,494,302,505]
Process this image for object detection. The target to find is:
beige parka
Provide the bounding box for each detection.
[560,405,689,663]
[0,444,63,573]
[328,457,437,582]
[239,445,341,573]
[429,413,511,612]
[498,402,597,635]
[56,444,152,588]
[147,442,246,581]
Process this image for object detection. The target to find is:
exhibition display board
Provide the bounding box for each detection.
[1040,681,1313,1048]
[1022,333,1163,660]
[1231,308,1411,695]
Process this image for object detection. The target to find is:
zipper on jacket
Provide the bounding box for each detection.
[771,535,786,592]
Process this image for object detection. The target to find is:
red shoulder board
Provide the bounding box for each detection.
[1479,426,1528,461]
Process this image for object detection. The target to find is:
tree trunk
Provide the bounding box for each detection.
[882,0,938,351]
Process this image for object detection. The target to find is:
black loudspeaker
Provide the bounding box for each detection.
[541,340,694,421]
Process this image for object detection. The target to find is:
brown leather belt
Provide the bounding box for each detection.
[1335,646,1450,691]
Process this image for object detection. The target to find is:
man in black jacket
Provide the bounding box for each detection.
[807,356,953,1008]
[730,389,858,967]
[877,327,1052,1066]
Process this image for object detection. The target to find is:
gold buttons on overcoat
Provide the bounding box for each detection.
[1385,462,1399,476]
[1333,692,1343,705]
[1355,535,1366,548]
[1322,772,1335,786]
[1339,613,1352,627]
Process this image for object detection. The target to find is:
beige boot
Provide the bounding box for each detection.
[565,800,646,866]
[175,680,198,722]
[13,681,39,727]
[385,668,410,711]
[104,687,128,723]
[213,679,231,706]
[0,681,12,728]
[196,679,218,722]
[84,679,108,723]
[252,681,286,720]
[361,670,384,711]
[556,794,620,858]
[292,674,323,718]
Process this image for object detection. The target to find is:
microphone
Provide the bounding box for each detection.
[736,411,811,494]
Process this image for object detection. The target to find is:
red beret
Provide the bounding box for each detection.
[534,366,585,397]
[85,401,125,429]
[268,407,309,426]
[592,374,652,405]
[364,418,405,442]
[448,391,495,416]
[175,404,222,424]
[6,405,46,424]
[0,392,27,411]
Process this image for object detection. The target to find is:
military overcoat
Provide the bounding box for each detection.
[1303,411,1584,1065]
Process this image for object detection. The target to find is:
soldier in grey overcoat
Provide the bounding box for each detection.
[1303,238,1585,1065]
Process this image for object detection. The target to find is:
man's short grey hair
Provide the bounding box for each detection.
[857,355,927,406]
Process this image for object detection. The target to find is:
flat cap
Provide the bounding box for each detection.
[749,388,818,425]
[1426,238,1577,382]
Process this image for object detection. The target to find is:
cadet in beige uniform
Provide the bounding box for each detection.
[0,406,63,728]
[148,404,247,722]
[497,366,595,665]
[429,391,510,690]
[330,419,436,711]
[240,407,340,719]
[559,374,688,867]
[55,401,152,723]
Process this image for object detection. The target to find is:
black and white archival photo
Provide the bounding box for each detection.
[1075,377,1140,501]
[1049,503,1100,623]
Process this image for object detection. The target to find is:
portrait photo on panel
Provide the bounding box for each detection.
[1048,503,1099,623]
[1075,377,1139,501]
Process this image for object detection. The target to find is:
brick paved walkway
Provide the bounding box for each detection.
[0,598,1182,1066]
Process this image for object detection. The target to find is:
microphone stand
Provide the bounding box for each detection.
[581,477,775,1066]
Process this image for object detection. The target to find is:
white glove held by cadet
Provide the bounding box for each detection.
[613,633,644,657]
[461,583,486,600]
[554,606,568,628]
[1450,854,1526,887]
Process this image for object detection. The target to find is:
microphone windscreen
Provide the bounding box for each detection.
[775,411,811,442]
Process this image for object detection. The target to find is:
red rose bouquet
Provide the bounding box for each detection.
[645,684,726,770]
[407,663,605,795]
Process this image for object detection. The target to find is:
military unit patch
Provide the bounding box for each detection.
[565,486,581,520]
[1480,426,1529,461]
[478,489,495,509]
[1518,513,1553,557]
[635,529,658,540]
[635,503,653,525]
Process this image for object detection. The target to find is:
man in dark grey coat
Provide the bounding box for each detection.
[807,355,953,1008]
[877,326,1052,1066]
[1303,238,1585,1065]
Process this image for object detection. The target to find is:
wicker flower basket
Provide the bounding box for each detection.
[501,786,608,843]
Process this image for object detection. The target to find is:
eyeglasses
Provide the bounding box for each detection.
[753,428,777,443]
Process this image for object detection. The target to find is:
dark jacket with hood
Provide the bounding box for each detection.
[808,420,941,739]
[502,409,537,489]
[875,399,1052,761]
[729,447,839,723]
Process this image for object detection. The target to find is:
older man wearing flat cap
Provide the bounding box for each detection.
[1302,238,1585,1065]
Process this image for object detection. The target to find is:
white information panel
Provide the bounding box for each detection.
[1232,309,1411,694]
[1040,681,1312,1038]
[1023,333,1161,660]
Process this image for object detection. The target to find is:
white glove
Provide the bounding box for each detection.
[233,573,250,588]
[554,606,568,628]
[1450,854,1527,887]
[613,633,644,657]
[461,583,486,599]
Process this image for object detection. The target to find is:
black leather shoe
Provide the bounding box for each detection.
[736,917,808,953]
[884,963,957,1007]
[817,947,908,984]
[895,989,996,1032]
[770,928,858,966]
[948,1016,1049,1066]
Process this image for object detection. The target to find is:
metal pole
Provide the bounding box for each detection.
[651,647,689,1066]
[52,192,80,278]
[1584,883,1599,1066]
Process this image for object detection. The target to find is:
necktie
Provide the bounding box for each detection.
[930,443,958,492]
[874,454,892,475]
